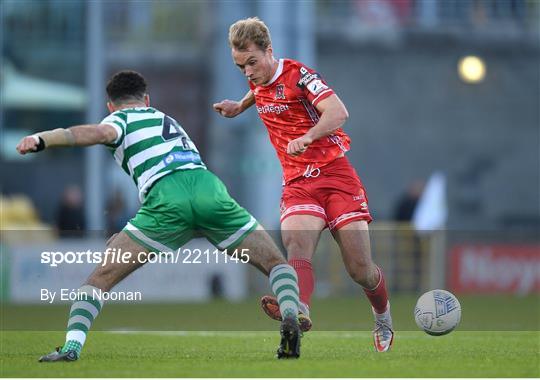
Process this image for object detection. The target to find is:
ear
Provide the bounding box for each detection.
[106,101,115,113]
[144,94,150,106]
[266,45,274,58]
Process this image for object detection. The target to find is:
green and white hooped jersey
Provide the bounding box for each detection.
[100,107,206,201]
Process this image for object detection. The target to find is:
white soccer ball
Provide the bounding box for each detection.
[414,289,461,336]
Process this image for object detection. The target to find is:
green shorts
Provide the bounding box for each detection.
[124,169,258,252]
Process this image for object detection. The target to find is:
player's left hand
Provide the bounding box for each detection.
[287,135,313,156]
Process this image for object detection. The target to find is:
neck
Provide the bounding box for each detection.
[115,102,147,110]
[263,58,279,85]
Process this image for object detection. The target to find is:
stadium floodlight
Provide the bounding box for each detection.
[458,55,486,84]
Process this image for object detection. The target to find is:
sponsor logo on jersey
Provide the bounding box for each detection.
[274,84,286,100]
[296,66,320,88]
[163,151,201,165]
[306,79,328,96]
[256,103,290,115]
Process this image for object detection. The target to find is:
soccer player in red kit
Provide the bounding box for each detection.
[214,17,394,352]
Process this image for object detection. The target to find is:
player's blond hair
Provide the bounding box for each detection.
[228,17,272,51]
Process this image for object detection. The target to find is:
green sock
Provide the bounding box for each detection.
[61,340,83,357]
[269,264,299,319]
[62,285,104,358]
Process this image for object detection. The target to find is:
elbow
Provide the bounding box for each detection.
[337,107,349,126]
[97,125,116,144]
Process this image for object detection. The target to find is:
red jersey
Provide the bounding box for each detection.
[249,58,351,184]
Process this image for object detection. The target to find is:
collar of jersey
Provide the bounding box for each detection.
[118,106,154,111]
[262,58,284,87]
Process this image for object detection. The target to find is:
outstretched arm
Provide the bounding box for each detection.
[287,94,349,156]
[213,90,255,118]
[16,124,119,155]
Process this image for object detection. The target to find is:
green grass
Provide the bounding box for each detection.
[2,295,539,331]
[1,296,539,377]
[1,331,538,377]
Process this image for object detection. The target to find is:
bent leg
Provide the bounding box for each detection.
[60,232,150,359]
[281,215,325,307]
[333,220,379,289]
[85,231,150,291]
[233,224,300,321]
[333,220,394,351]
[233,224,286,275]
[333,220,388,312]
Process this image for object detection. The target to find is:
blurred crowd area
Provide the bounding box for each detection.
[0,0,538,298]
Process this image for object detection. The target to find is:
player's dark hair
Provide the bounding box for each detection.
[106,70,147,104]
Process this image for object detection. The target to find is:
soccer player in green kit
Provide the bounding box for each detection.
[17,70,302,360]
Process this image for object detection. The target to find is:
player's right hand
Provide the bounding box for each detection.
[16,135,40,155]
[213,99,241,118]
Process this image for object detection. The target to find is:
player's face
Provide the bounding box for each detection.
[232,43,275,86]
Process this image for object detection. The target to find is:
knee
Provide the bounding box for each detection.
[347,266,368,285]
[86,278,111,292]
[346,260,377,287]
[283,238,314,260]
[86,266,116,292]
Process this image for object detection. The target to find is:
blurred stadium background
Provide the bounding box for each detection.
[0,0,538,332]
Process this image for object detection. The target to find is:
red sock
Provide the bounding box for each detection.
[363,267,389,314]
[289,258,314,307]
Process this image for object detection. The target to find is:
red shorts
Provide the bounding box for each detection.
[280,156,373,230]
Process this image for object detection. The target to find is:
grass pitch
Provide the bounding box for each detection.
[1,296,539,377]
[1,330,538,377]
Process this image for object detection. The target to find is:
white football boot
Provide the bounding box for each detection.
[372,302,394,352]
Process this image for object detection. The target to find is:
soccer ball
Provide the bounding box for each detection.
[414,289,461,336]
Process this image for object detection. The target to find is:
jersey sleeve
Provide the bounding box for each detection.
[294,64,335,107]
[99,112,126,147]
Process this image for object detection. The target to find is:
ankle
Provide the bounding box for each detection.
[298,302,310,316]
[61,339,82,358]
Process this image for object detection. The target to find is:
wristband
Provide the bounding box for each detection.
[31,135,46,152]
[36,128,75,148]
